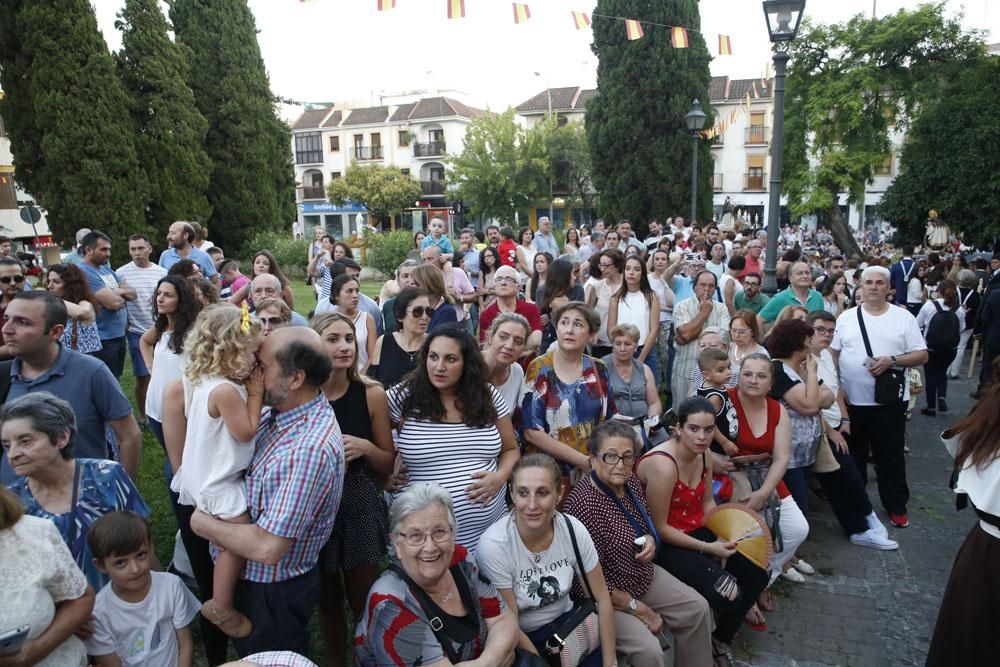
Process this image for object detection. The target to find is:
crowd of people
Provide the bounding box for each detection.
[0,214,996,667]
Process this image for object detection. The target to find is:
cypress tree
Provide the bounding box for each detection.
[0,0,148,251]
[115,0,212,231]
[170,0,295,252]
[586,0,713,228]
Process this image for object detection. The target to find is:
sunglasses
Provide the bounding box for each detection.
[0,275,25,285]
[409,306,436,318]
[259,316,288,327]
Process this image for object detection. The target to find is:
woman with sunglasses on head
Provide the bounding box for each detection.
[46,263,102,354]
[312,312,394,667]
[369,287,431,388]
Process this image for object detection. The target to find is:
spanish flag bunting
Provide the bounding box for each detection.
[746,91,752,111]
[571,11,590,30]
[377,0,395,10]
[625,18,644,41]
[671,26,689,48]
[512,3,530,24]
[447,0,465,19]
[752,81,760,98]
[718,34,732,55]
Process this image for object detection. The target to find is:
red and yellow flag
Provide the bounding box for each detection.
[671,26,689,48]
[377,0,395,10]
[447,0,465,19]
[625,18,644,41]
[718,34,732,55]
[512,3,530,24]
[571,11,590,30]
[752,81,760,98]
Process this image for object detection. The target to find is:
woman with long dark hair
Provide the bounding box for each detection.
[526,252,553,305]
[228,250,295,310]
[821,271,849,318]
[916,278,965,416]
[369,287,431,387]
[46,263,101,354]
[537,258,585,352]
[608,255,661,378]
[477,245,502,310]
[387,324,520,551]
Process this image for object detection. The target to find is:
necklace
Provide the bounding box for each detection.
[441,591,455,604]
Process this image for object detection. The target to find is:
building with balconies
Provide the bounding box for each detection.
[290,95,484,238]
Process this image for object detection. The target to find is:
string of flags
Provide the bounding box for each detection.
[314,0,736,56]
[699,63,774,140]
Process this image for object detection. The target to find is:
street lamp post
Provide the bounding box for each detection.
[684,100,707,225]
[761,0,806,295]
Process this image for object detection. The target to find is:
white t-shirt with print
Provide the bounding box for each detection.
[86,571,201,667]
[477,512,599,632]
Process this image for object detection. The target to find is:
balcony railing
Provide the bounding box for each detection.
[744,126,770,145]
[744,172,767,191]
[713,174,723,192]
[297,185,326,200]
[413,141,446,157]
[421,180,446,195]
[350,145,384,161]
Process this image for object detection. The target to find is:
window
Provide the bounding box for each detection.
[331,171,341,180]
[401,168,410,176]
[329,136,340,152]
[875,155,892,176]
[746,155,766,190]
[399,130,410,147]
[371,132,382,147]
[429,129,445,143]
[354,134,364,151]
[294,132,323,164]
[429,165,445,182]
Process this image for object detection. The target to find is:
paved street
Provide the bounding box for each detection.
[733,372,977,667]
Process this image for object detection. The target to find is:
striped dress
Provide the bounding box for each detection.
[387,384,510,553]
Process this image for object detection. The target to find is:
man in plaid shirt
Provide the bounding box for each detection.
[192,327,344,656]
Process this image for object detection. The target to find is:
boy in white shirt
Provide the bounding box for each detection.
[86,511,201,667]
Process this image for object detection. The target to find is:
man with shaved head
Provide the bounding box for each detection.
[757,260,825,325]
[191,327,343,656]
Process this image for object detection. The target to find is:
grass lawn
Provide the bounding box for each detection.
[130,277,382,665]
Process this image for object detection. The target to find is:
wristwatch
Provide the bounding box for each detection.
[891,355,898,364]
[626,596,638,614]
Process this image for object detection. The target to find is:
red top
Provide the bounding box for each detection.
[727,387,791,499]
[498,239,518,267]
[638,450,707,534]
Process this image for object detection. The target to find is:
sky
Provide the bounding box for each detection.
[91,0,998,118]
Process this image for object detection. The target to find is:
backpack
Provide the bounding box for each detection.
[926,301,960,351]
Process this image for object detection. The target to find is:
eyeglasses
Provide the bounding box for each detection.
[0,275,25,285]
[398,526,453,547]
[408,306,436,318]
[599,263,615,269]
[730,327,752,336]
[259,317,288,327]
[601,452,636,467]
[495,277,517,285]
[813,326,836,335]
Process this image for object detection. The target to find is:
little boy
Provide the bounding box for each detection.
[86,511,201,667]
[420,217,455,262]
[694,347,740,457]
[218,259,250,301]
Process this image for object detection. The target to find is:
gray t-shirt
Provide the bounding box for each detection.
[476,512,598,632]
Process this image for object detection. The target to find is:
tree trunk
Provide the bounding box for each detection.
[827,199,864,259]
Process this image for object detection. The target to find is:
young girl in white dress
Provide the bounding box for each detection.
[170,304,264,638]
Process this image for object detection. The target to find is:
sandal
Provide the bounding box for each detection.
[757,588,775,612]
[201,600,253,638]
[744,604,767,632]
[713,639,734,667]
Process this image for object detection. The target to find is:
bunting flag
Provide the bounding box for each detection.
[625,18,644,41]
[752,81,760,98]
[746,91,752,112]
[377,0,395,10]
[571,11,590,30]
[512,3,531,24]
[718,34,732,55]
[447,0,465,19]
[671,26,689,48]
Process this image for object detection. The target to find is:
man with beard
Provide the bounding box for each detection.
[733,272,770,315]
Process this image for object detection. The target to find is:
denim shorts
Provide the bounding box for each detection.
[126,330,149,377]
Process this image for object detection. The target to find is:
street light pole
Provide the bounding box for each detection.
[684,99,707,225]
[762,49,789,296]
[546,86,553,224]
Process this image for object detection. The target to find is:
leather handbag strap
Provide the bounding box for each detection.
[856,307,875,358]
[563,514,595,600]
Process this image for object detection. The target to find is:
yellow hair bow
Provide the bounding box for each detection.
[240,302,252,335]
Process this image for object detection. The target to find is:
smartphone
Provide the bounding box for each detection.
[0,626,30,657]
[863,357,877,370]
[684,252,703,263]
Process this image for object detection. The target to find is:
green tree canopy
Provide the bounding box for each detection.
[170,0,296,252]
[0,0,148,253]
[327,164,421,226]
[784,3,983,257]
[447,108,549,225]
[879,55,1000,246]
[586,0,713,229]
[116,0,212,231]
[546,120,596,223]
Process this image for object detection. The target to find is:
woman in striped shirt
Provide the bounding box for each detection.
[387,324,520,553]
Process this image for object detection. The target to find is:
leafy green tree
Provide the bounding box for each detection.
[586,0,713,228]
[364,230,415,279]
[784,5,982,257]
[170,0,295,252]
[0,0,148,253]
[116,0,212,231]
[327,163,421,228]
[546,121,596,224]
[448,108,549,225]
[879,56,1000,246]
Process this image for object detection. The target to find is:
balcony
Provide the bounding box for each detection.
[350,145,384,161]
[744,172,767,191]
[413,141,446,158]
[713,173,723,192]
[744,126,770,145]
[421,180,446,196]
[297,185,326,201]
[709,134,723,148]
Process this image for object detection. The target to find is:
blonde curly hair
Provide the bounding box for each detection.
[184,304,263,385]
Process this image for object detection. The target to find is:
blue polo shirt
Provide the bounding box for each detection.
[158,246,218,278]
[758,286,825,323]
[80,263,128,340]
[0,345,133,483]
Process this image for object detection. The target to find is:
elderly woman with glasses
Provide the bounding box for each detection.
[563,421,713,667]
[354,483,518,667]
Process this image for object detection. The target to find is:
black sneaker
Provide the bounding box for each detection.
[920,408,936,417]
[938,398,948,413]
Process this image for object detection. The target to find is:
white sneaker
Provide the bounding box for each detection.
[781,568,806,583]
[866,512,889,538]
[850,528,899,550]
[792,559,815,575]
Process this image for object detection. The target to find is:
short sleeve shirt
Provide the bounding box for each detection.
[115,262,167,335]
[81,263,128,339]
[157,247,218,278]
[758,286,824,323]
[478,300,542,344]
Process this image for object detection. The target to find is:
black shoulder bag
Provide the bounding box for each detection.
[856,307,906,405]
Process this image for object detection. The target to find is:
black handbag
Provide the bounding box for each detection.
[856,307,906,405]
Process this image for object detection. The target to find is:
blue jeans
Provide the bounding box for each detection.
[783,467,811,514]
[637,343,658,382]
[126,330,150,377]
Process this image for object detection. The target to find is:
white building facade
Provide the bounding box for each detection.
[0,109,54,251]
